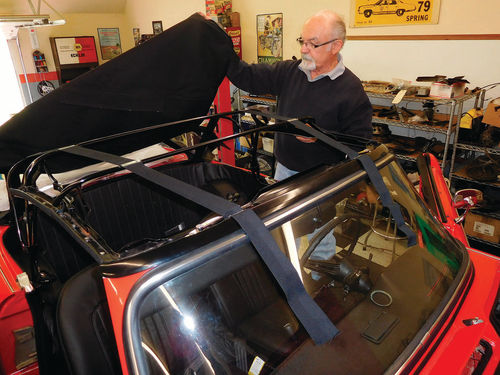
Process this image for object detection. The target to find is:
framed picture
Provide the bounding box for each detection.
[132,28,140,46]
[256,13,283,64]
[152,21,163,35]
[97,28,122,60]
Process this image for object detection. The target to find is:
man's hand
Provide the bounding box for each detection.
[197,12,212,21]
[295,123,317,143]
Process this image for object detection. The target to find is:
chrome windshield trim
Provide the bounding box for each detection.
[467,247,500,261]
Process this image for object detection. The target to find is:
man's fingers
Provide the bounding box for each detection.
[296,136,317,143]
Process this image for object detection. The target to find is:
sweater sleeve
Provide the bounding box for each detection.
[226,52,288,96]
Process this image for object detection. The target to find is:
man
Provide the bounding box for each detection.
[226,10,373,180]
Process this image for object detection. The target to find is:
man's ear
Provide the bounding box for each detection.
[331,39,343,55]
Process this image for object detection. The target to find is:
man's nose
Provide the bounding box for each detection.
[300,43,310,53]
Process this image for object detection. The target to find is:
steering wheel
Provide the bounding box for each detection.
[300,213,372,294]
[300,213,360,268]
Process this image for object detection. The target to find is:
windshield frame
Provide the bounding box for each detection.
[121,151,470,375]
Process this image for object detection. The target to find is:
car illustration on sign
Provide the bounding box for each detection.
[358,0,417,17]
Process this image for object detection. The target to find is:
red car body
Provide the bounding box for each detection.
[1,141,499,374]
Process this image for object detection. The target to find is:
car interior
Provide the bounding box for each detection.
[10,158,268,374]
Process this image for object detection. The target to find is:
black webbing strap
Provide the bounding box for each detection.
[287,118,417,246]
[357,154,417,245]
[60,145,339,344]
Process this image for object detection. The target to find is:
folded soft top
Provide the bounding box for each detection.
[0,13,234,173]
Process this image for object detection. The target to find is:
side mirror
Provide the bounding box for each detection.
[453,188,483,224]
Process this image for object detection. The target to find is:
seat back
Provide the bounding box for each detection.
[57,265,122,375]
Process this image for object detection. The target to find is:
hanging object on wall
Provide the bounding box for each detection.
[132,28,140,46]
[350,0,440,27]
[206,0,232,25]
[97,28,122,60]
[37,80,55,96]
[256,13,283,64]
[32,50,55,97]
[152,21,163,35]
[32,50,48,73]
[29,28,39,49]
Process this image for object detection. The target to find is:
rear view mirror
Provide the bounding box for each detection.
[453,188,483,224]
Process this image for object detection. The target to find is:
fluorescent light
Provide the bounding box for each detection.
[0,14,50,22]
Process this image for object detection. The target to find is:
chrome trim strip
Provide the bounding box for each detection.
[467,247,500,261]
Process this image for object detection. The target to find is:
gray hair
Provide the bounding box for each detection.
[312,10,346,45]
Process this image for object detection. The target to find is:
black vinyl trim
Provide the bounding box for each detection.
[472,339,493,375]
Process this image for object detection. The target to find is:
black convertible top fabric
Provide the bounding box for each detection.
[0,13,233,173]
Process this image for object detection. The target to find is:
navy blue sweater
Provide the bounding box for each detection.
[228,59,373,172]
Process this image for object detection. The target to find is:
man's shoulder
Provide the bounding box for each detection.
[339,67,363,85]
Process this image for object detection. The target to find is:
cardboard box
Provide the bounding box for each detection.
[230,11,240,27]
[238,135,262,150]
[464,212,500,243]
[429,82,466,99]
[482,98,500,128]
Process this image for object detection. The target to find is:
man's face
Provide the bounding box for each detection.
[299,17,340,73]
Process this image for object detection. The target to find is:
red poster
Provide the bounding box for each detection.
[74,37,98,64]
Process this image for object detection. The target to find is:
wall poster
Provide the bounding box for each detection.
[53,36,98,65]
[97,28,122,60]
[256,13,283,64]
[351,0,440,27]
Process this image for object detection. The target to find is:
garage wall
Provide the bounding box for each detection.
[10,12,131,104]
[6,0,500,106]
[124,0,205,40]
[231,0,500,101]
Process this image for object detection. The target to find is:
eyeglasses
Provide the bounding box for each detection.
[296,37,338,49]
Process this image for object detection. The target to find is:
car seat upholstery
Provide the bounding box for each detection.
[36,212,96,283]
[209,261,300,356]
[57,265,122,375]
[82,161,263,251]
[33,161,264,283]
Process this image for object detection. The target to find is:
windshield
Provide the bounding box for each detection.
[132,158,465,375]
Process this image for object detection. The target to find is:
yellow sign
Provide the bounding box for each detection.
[351,0,440,27]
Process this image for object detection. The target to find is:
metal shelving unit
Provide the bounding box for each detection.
[239,95,277,106]
[366,91,481,178]
[455,143,500,155]
[235,92,278,176]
